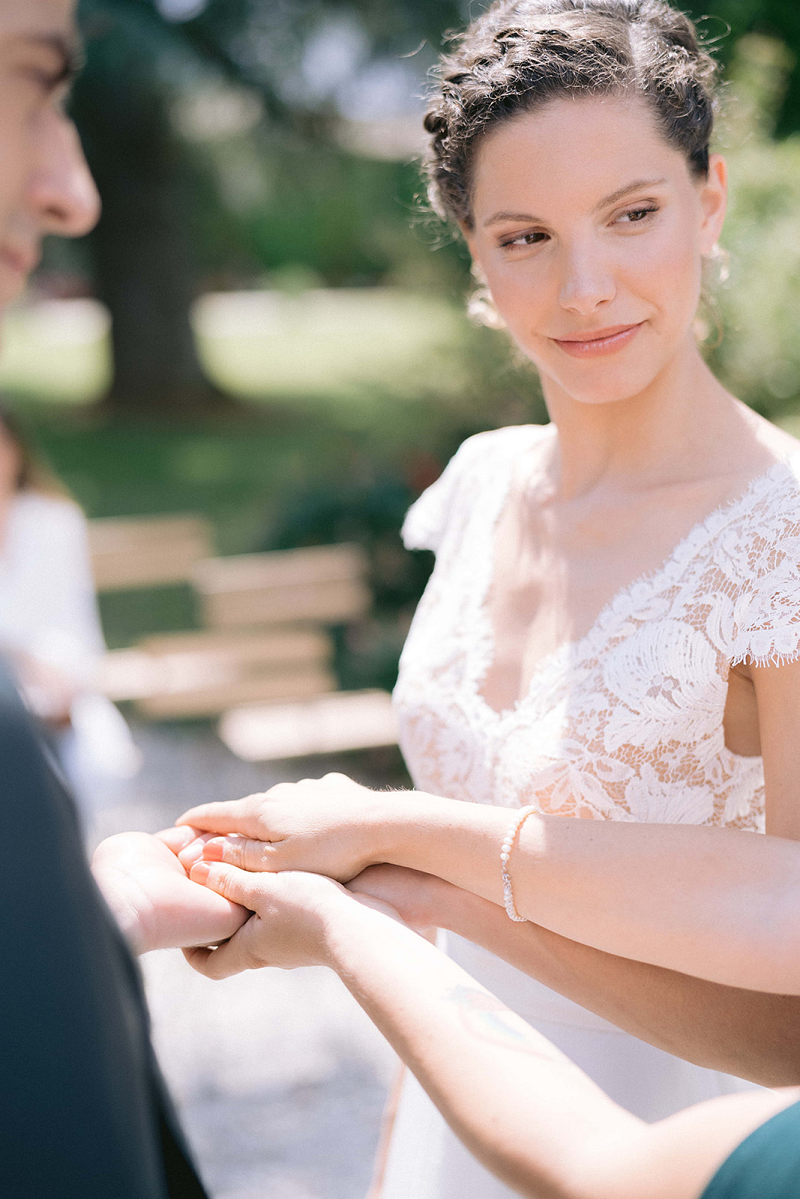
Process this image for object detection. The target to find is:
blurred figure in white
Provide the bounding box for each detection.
[0,406,140,806]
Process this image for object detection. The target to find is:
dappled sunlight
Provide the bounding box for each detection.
[0,299,113,403]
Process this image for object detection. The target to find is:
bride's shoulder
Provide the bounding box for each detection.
[723,410,800,525]
[449,422,552,473]
[419,423,550,501]
[750,422,800,515]
[402,424,549,553]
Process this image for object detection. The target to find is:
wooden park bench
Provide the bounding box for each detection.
[87,514,214,591]
[90,517,398,760]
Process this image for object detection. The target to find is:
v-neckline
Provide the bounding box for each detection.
[471,436,798,721]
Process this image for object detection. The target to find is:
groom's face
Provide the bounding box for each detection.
[0,0,99,315]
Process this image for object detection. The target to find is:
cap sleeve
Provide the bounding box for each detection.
[401,437,479,554]
[730,545,800,666]
[401,425,549,555]
[726,468,800,666]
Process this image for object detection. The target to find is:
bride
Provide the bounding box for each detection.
[173,1,800,1195]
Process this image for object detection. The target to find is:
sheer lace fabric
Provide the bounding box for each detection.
[394,426,800,831]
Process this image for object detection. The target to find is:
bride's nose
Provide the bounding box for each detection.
[557,242,616,315]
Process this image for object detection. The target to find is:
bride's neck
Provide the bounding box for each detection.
[541,340,736,502]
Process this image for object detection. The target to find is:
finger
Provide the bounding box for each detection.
[156,825,197,854]
[201,834,277,872]
[190,859,266,909]
[176,796,270,837]
[182,936,250,981]
[182,945,212,973]
[177,832,216,870]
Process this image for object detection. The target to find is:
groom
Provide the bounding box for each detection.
[0,2,250,1194]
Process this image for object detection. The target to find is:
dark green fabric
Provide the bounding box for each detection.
[699,1100,800,1199]
[0,663,208,1199]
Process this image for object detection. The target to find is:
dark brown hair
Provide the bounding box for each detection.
[424,0,720,228]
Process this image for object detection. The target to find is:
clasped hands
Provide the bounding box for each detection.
[92,773,441,974]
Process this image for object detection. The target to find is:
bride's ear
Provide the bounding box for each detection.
[459,220,478,264]
[458,220,506,329]
[467,263,506,330]
[698,154,727,255]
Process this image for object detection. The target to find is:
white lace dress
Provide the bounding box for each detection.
[382,424,800,1199]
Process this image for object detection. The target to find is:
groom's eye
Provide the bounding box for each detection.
[13,39,82,101]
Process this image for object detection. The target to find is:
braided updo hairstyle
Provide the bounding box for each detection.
[424,0,720,229]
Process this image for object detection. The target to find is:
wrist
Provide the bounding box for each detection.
[430,878,486,935]
[374,791,466,870]
[318,891,384,969]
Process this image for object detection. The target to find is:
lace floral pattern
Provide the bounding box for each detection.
[394,426,800,831]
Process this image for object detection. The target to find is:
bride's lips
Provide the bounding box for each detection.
[553,322,644,358]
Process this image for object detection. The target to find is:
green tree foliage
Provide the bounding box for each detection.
[683,1,800,136]
[706,34,800,420]
[70,0,465,413]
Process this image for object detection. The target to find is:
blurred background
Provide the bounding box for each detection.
[4,0,800,1195]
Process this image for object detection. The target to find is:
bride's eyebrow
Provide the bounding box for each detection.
[592,176,667,212]
[483,177,668,228]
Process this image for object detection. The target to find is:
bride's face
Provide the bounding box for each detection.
[464,95,727,407]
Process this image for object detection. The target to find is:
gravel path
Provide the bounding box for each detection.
[89,725,400,1199]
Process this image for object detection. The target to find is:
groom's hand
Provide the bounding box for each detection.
[92,828,248,955]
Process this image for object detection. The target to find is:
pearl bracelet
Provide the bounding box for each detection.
[501,805,538,922]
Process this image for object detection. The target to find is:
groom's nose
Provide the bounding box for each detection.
[27,110,100,240]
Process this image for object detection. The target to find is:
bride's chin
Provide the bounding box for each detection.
[540,363,662,408]
[541,380,646,409]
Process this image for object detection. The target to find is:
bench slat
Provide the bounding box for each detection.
[136,665,336,719]
[218,690,398,761]
[138,627,331,661]
[89,514,214,591]
[98,628,333,703]
[201,578,371,629]
[193,543,368,593]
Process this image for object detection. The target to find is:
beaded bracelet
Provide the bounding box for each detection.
[501,805,538,922]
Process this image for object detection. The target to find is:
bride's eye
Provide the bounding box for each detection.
[499,230,549,249]
[617,205,659,225]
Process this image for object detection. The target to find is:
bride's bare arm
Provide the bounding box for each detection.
[177,776,800,994]
[185,861,799,1199]
[348,866,800,1087]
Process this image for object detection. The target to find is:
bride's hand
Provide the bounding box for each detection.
[347,865,456,935]
[183,860,397,978]
[92,827,248,955]
[176,773,403,883]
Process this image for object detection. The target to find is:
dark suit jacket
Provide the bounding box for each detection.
[0,665,208,1198]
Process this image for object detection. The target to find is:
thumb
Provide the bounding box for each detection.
[156,825,197,854]
[190,859,260,910]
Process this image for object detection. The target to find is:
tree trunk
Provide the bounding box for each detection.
[71,16,224,415]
